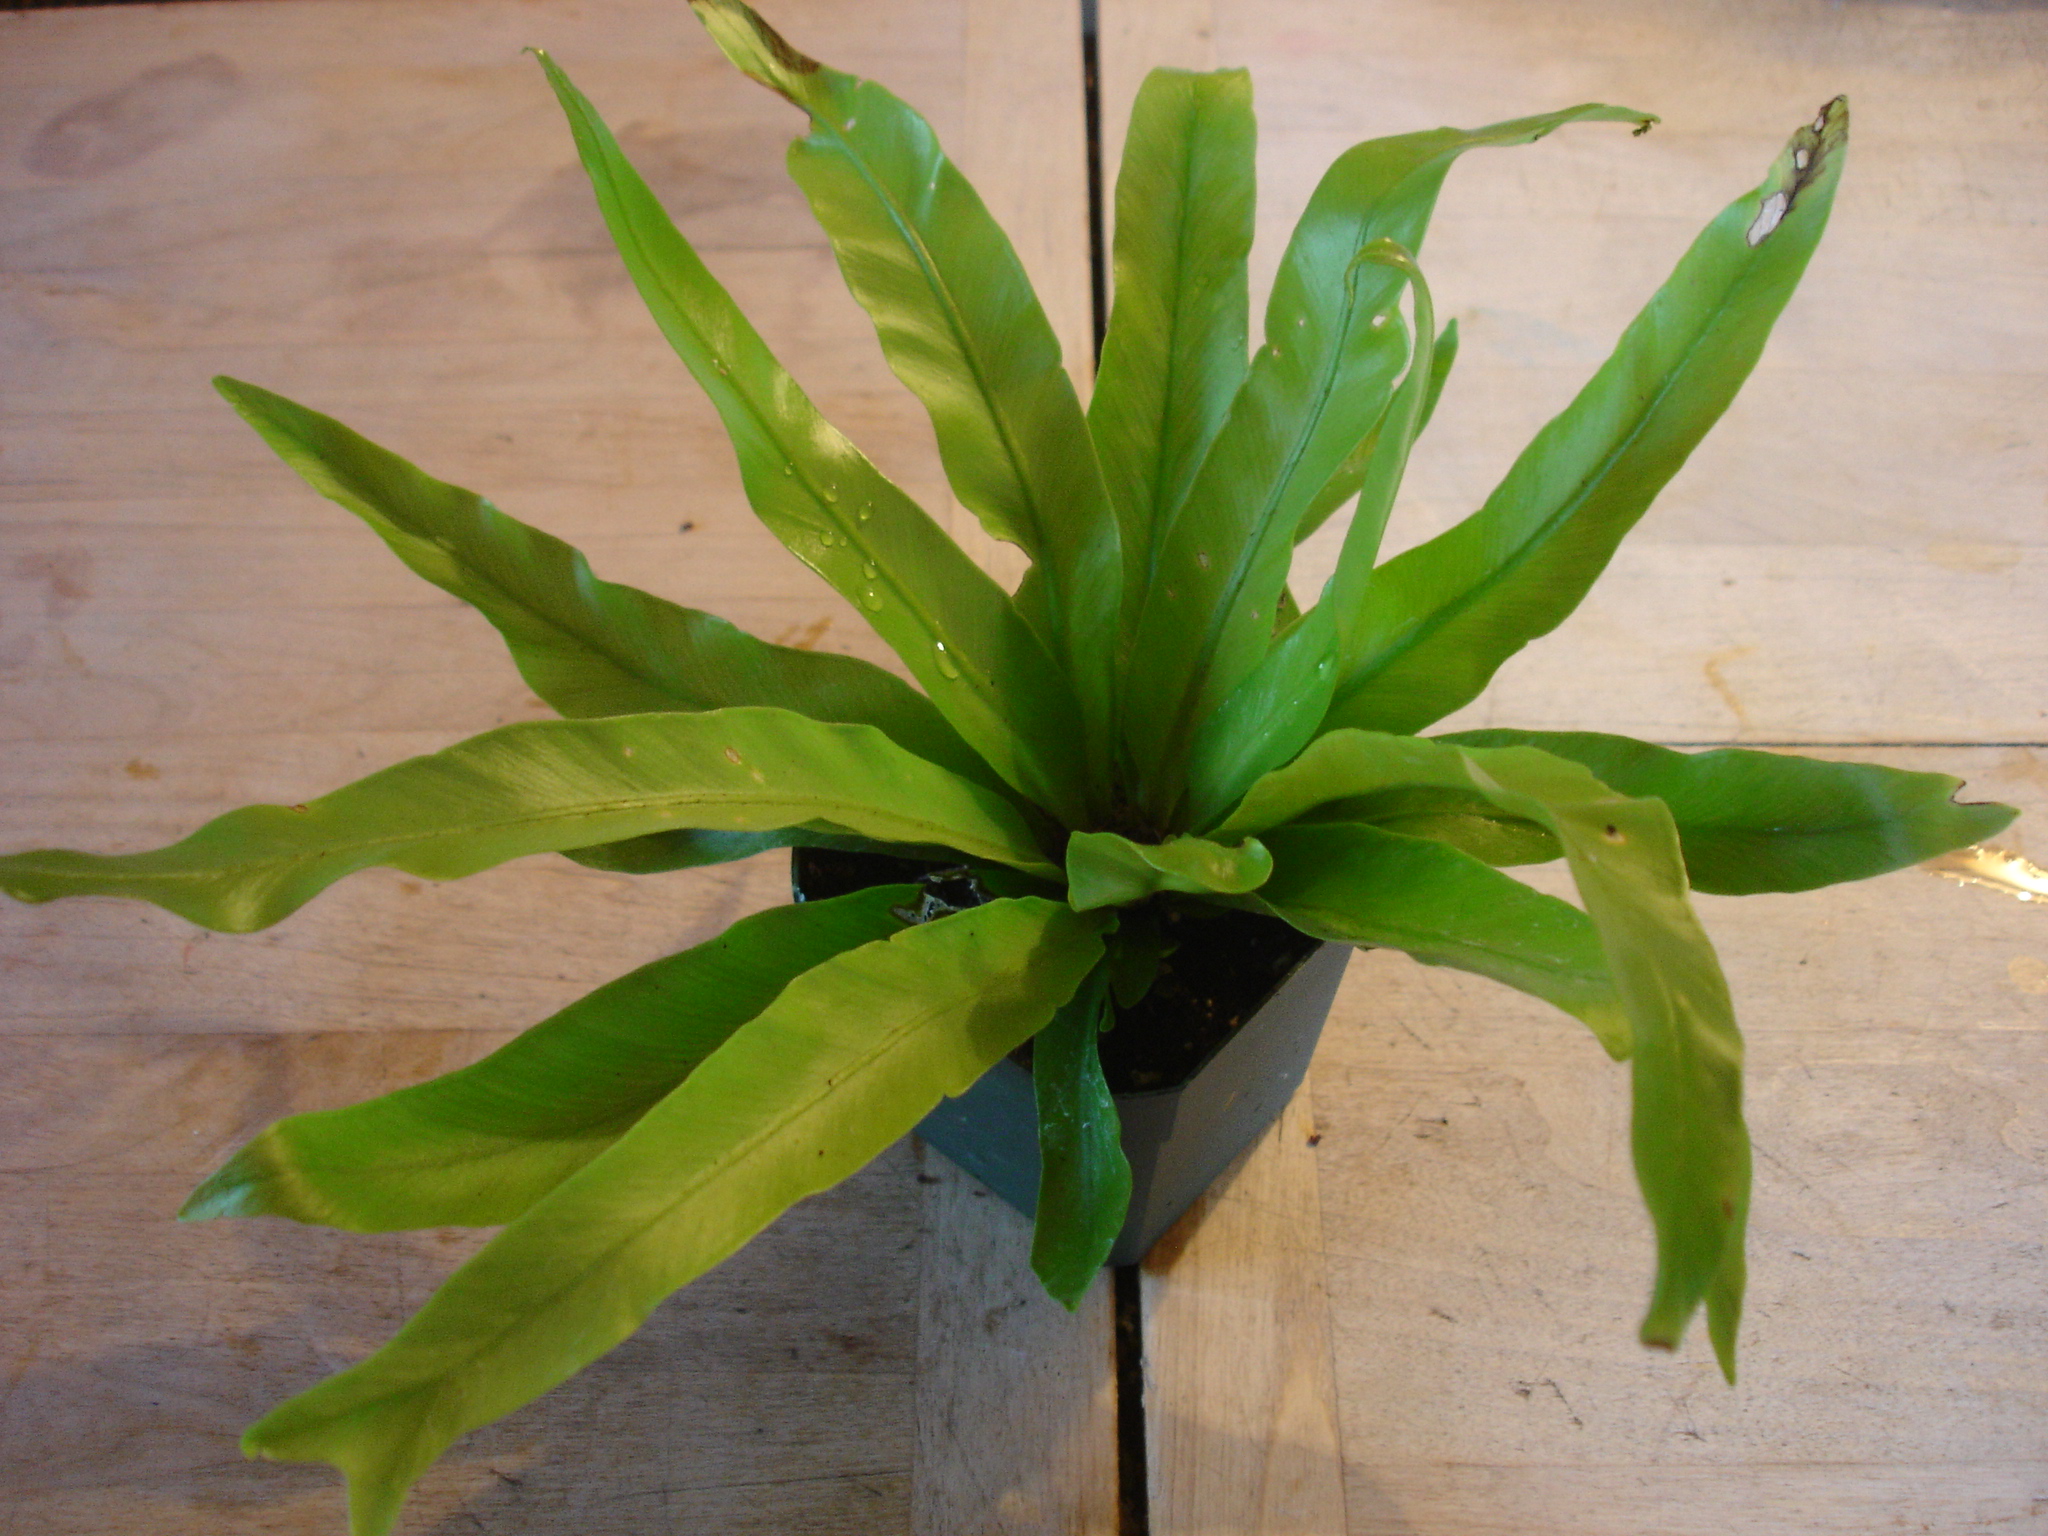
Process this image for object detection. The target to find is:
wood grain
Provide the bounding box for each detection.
[1101,0,2048,747]
[1141,1084,1350,1536]
[0,2,1108,1531]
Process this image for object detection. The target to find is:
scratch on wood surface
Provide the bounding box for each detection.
[1510,1376,1583,1428]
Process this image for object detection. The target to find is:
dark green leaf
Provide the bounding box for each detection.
[1104,904,1171,1010]
[536,50,1089,821]
[1090,66,1256,605]
[1065,829,1272,911]
[1257,822,1625,1056]
[562,825,971,877]
[689,1,1122,791]
[240,896,1109,1536]
[1221,730,1748,1375]
[561,828,796,875]
[1440,729,2015,893]
[1030,965,1130,1306]
[180,887,913,1229]
[1121,103,1651,819]
[1329,100,1848,735]
[0,707,1059,931]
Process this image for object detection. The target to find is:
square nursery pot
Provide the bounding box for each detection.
[791,847,1351,1267]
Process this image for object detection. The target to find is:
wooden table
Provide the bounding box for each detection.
[1105,3,2048,1532]
[2,1,2043,1532]
[0,4,1112,1531]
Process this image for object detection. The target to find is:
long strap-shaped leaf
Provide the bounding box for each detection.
[1181,240,1438,827]
[1442,728,2014,893]
[1089,66,1256,604]
[1030,963,1129,1307]
[1257,821,1626,1057]
[1121,104,1652,822]
[1294,317,1459,546]
[241,896,1109,1536]
[0,707,1058,931]
[688,1,1121,792]
[215,377,1003,796]
[181,887,913,1230]
[1328,100,1849,735]
[1288,781,1559,868]
[537,51,1088,822]
[1220,730,1748,1376]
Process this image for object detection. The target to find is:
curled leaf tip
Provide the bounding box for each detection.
[691,0,821,89]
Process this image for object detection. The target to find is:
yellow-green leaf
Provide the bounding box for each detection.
[0,708,1058,931]
[242,897,1108,1536]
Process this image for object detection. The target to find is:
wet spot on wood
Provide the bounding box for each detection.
[774,615,833,651]
[26,55,242,180]
[122,759,159,781]
[1926,540,2021,575]
[15,549,95,621]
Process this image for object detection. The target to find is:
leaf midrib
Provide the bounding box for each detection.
[1139,101,1220,574]
[298,920,1030,1433]
[56,782,1014,887]
[1335,217,1777,715]
[1156,197,1406,775]
[568,88,971,703]
[377,509,689,709]
[804,100,1078,615]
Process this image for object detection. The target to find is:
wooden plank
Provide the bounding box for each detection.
[0,1031,921,1536]
[915,1154,1118,1536]
[910,5,1119,1532]
[1312,746,2048,1535]
[1140,1084,1350,1536]
[1099,0,2048,745]
[1101,0,2048,1528]
[0,2,1111,1531]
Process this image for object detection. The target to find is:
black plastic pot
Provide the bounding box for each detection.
[791,847,1351,1267]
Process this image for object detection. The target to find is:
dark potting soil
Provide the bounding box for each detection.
[789,845,1323,1096]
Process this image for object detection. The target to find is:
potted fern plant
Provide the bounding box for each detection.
[0,3,2014,1532]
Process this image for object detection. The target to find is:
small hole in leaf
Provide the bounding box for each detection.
[1603,824,1624,843]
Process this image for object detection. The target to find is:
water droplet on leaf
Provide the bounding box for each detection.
[933,641,961,679]
[860,589,884,611]
[861,561,878,579]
